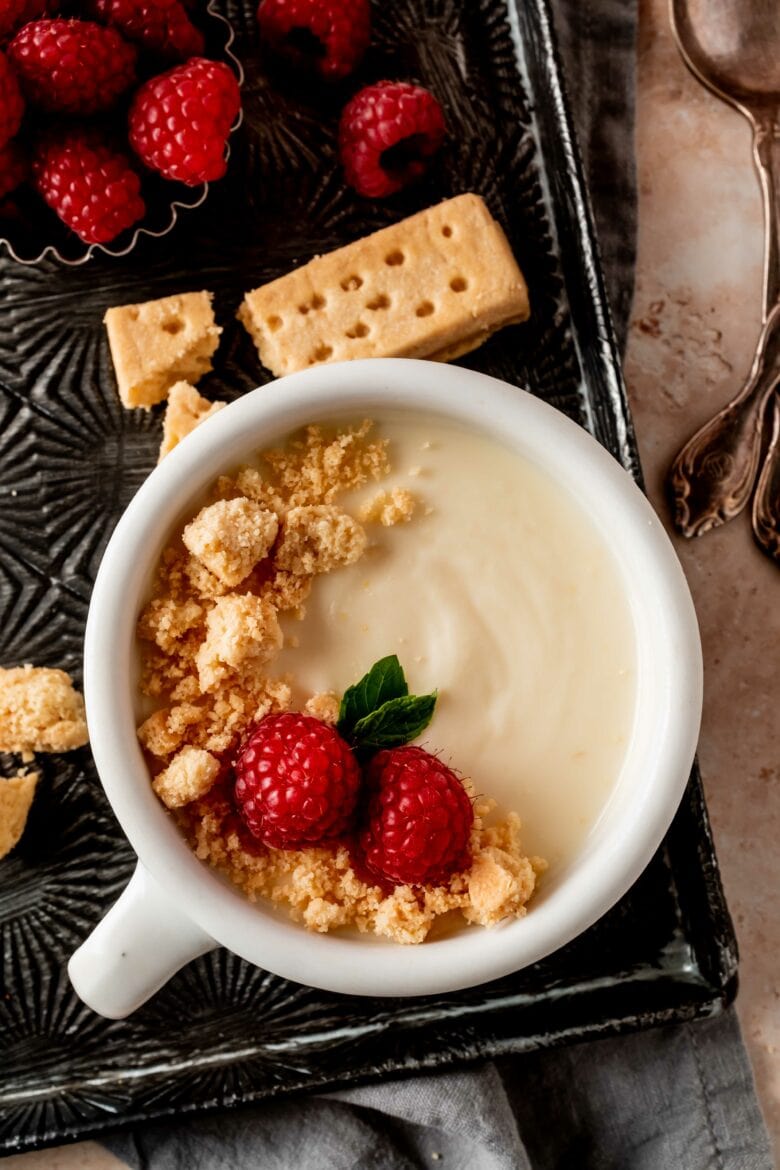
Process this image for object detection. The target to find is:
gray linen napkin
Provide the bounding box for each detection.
[104,1,773,1166]
[105,1012,770,1169]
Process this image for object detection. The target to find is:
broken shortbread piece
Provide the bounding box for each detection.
[183,498,279,587]
[359,487,417,526]
[104,291,221,409]
[0,771,39,860]
[0,666,88,756]
[276,505,366,575]
[158,381,225,461]
[152,746,220,809]
[196,595,283,692]
[237,194,530,376]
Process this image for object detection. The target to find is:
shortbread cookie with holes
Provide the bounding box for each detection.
[237,194,530,377]
[105,291,222,410]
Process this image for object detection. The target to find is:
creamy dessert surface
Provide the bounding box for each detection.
[136,416,635,941]
[275,418,638,868]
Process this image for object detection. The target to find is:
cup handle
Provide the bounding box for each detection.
[68,862,217,1018]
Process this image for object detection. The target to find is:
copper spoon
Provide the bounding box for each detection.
[668,0,780,538]
[752,385,780,561]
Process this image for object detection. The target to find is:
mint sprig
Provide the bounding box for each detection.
[338,654,408,736]
[337,655,437,753]
[352,692,437,750]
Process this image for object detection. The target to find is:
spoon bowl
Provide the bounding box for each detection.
[673,0,780,105]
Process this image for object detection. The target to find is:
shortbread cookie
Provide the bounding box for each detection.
[0,666,88,756]
[237,194,530,376]
[158,381,226,461]
[104,291,222,409]
[0,771,39,860]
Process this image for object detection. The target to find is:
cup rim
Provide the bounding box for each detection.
[84,358,702,997]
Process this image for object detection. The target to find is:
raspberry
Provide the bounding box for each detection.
[359,745,473,887]
[128,57,240,186]
[8,19,136,114]
[32,127,145,244]
[339,80,446,198]
[0,138,27,199]
[0,50,24,149]
[257,0,370,81]
[234,712,361,849]
[90,0,204,61]
[0,0,49,43]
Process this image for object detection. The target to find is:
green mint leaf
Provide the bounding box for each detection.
[338,655,408,737]
[351,692,437,750]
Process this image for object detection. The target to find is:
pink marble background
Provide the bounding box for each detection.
[6,0,778,1164]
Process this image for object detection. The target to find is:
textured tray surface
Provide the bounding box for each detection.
[0,0,736,1154]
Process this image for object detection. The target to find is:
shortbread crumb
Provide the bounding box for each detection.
[0,771,39,860]
[262,421,389,506]
[374,887,435,945]
[196,595,283,692]
[0,666,88,755]
[360,487,417,526]
[137,596,204,652]
[304,692,340,725]
[183,499,279,587]
[104,291,221,409]
[137,703,203,759]
[175,775,539,943]
[152,746,220,809]
[276,505,367,575]
[158,381,225,461]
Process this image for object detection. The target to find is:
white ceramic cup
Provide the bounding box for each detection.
[68,359,702,1018]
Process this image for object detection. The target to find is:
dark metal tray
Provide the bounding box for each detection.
[0,0,737,1154]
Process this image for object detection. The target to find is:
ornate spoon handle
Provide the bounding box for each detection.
[668,107,780,540]
[752,386,780,563]
[753,107,780,319]
[669,302,780,537]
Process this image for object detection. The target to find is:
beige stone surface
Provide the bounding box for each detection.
[11,1,778,1164]
[626,0,780,1151]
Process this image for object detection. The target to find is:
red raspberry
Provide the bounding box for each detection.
[32,127,145,243]
[257,0,370,82]
[359,745,473,887]
[0,50,24,149]
[8,19,136,114]
[128,57,240,186]
[90,0,204,61]
[0,137,27,199]
[339,80,446,198]
[0,0,50,43]
[234,712,361,850]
